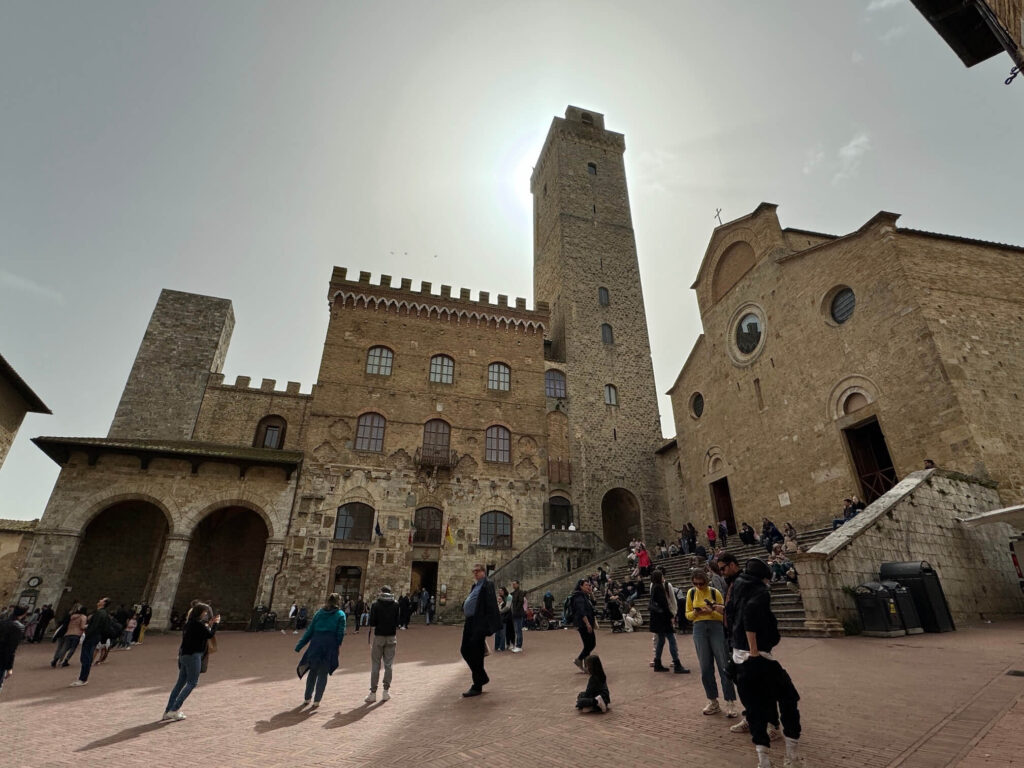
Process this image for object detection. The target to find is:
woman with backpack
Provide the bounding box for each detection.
[294,592,346,708]
[648,571,688,674]
[684,568,737,717]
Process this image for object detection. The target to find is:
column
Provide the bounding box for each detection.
[148,534,191,629]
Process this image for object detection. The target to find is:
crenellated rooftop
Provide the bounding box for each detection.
[207,374,312,397]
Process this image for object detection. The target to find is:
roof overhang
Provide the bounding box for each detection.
[33,436,303,481]
[957,504,1024,531]
[909,0,1005,67]
[0,354,50,414]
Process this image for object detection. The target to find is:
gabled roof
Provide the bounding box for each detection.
[690,203,779,291]
[667,334,705,395]
[0,354,50,414]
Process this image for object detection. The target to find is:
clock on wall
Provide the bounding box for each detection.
[27,576,42,588]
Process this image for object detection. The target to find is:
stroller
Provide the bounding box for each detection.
[606,600,625,633]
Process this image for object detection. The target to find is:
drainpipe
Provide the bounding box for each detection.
[267,457,303,611]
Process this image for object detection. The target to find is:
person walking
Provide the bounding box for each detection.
[365,585,399,702]
[398,593,411,630]
[33,604,55,644]
[0,605,29,698]
[570,580,597,672]
[51,607,87,668]
[460,563,500,697]
[718,520,730,549]
[295,592,346,708]
[706,524,718,550]
[69,597,111,687]
[729,558,804,768]
[286,602,298,634]
[649,570,688,674]
[161,602,219,721]
[352,595,366,634]
[685,568,737,716]
[510,580,525,653]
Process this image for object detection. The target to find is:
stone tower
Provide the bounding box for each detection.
[109,289,234,440]
[531,106,666,548]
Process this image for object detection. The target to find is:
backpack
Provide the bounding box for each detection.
[105,619,124,642]
[563,593,575,624]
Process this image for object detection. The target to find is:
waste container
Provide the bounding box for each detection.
[247,606,267,632]
[879,580,923,635]
[879,561,955,633]
[853,582,905,637]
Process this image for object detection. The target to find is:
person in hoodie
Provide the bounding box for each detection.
[0,605,29,697]
[727,558,804,768]
[365,585,399,702]
[294,592,346,708]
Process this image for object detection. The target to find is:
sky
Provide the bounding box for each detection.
[1,1,1021,521]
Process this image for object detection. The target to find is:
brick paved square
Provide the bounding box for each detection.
[2,621,1022,767]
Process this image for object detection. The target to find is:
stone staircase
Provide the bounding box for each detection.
[606,526,834,637]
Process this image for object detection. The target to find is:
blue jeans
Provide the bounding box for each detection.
[78,636,99,682]
[653,632,680,665]
[166,652,203,712]
[494,623,506,650]
[692,620,735,701]
[513,616,524,648]
[304,663,330,702]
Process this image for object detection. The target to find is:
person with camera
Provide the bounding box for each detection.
[685,568,736,716]
[649,570,688,674]
[161,601,219,721]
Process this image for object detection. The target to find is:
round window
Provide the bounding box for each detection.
[690,392,704,418]
[735,313,762,354]
[831,287,856,324]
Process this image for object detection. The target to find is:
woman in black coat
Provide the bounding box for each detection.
[649,571,688,674]
[162,602,218,721]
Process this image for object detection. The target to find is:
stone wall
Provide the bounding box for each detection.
[486,529,614,593]
[109,289,234,440]
[797,469,1024,632]
[0,520,35,606]
[521,545,629,619]
[193,376,311,451]
[0,373,29,470]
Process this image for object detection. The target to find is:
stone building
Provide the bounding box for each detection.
[910,0,1024,71]
[0,353,50,469]
[17,107,669,627]
[667,203,1024,537]
[0,518,36,607]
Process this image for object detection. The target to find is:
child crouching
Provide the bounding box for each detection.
[575,654,610,713]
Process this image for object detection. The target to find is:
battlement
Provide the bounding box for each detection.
[329,267,549,322]
[208,374,312,397]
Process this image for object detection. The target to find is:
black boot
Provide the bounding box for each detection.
[653,660,668,672]
[673,661,690,674]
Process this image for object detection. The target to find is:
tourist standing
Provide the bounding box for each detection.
[495,587,509,652]
[353,596,366,633]
[460,563,500,697]
[729,558,804,768]
[70,597,111,687]
[706,524,718,550]
[649,570,688,674]
[161,602,219,721]
[366,585,399,702]
[0,605,29,698]
[510,580,525,653]
[33,604,55,643]
[571,580,597,671]
[685,568,737,716]
[295,592,346,708]
[51,607,86,667]
[398,593,411,630]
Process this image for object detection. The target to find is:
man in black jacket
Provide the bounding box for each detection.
[366,585,399,702]
[728,559,803,768]
[460,563,500,697]
[510,580,525,653]
[70,597,111,687]
[571,580,596,671]
[0,605,29,697]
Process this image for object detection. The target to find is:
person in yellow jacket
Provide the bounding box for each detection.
[685,568,738,717]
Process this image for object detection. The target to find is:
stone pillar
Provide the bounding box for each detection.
[18,529,81,608]
[148,534,191,629]
[256,538,286,613]
[792,552,845,636]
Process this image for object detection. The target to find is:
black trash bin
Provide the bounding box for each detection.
[248,606,267,632]
[853,582,905,637]
[879,580,923,635]
[879,561,955,633]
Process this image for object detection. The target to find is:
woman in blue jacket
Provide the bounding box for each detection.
[295,592,346,707]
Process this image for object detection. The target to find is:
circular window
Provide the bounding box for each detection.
[831,288,856,324]
[690,392,704,418]
[735,313,762,354]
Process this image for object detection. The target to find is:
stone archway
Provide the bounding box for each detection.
[601,488,642,550]
[61,500,169,616]
[174,507,269,628]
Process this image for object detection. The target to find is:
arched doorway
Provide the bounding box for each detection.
[175,507,268,628]
[601,488,642,550]
[61,500,169,617]
[547,495,574,530]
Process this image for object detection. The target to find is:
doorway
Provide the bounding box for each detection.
[333,565,363,602]
[844,418,898,503]
[410,561,438,596]
[710,477,736,534]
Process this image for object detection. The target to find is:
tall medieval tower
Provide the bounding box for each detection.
[531,106,666,548]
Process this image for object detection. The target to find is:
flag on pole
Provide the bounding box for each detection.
[445,523,455,546]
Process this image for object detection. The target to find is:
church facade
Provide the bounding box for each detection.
[16,107,669,627]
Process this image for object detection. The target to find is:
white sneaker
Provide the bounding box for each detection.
[160,711,175,721]
[703,699,721,715]
[69,680,87,687]
[783,758,804,767]
[303,699,311,705]
[293,630,298,634]
[594,694,608,712]
[725,701,740,718]
[382,690,391,701]
[365,691,376,703]
[511,647,522,653]
[730,717,750,733]
[172,711,186,721]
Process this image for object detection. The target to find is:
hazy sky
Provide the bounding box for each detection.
[1,1,1020,520]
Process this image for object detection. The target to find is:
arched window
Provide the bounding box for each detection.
[254,415,287,449]
[604,384,618,406]
[545,369,567,398]
[479,511,512,548]
[420,419,451,465]
[487,362,511,391]
[601,324,614,345]
[355,413,386,452]
[485,425,511,463]
[365,346,394,376]
[587,162,597,175]
[413,507,443,545]
[429,354,455,384]
[334,502,374,541]
[598,287,610,306]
